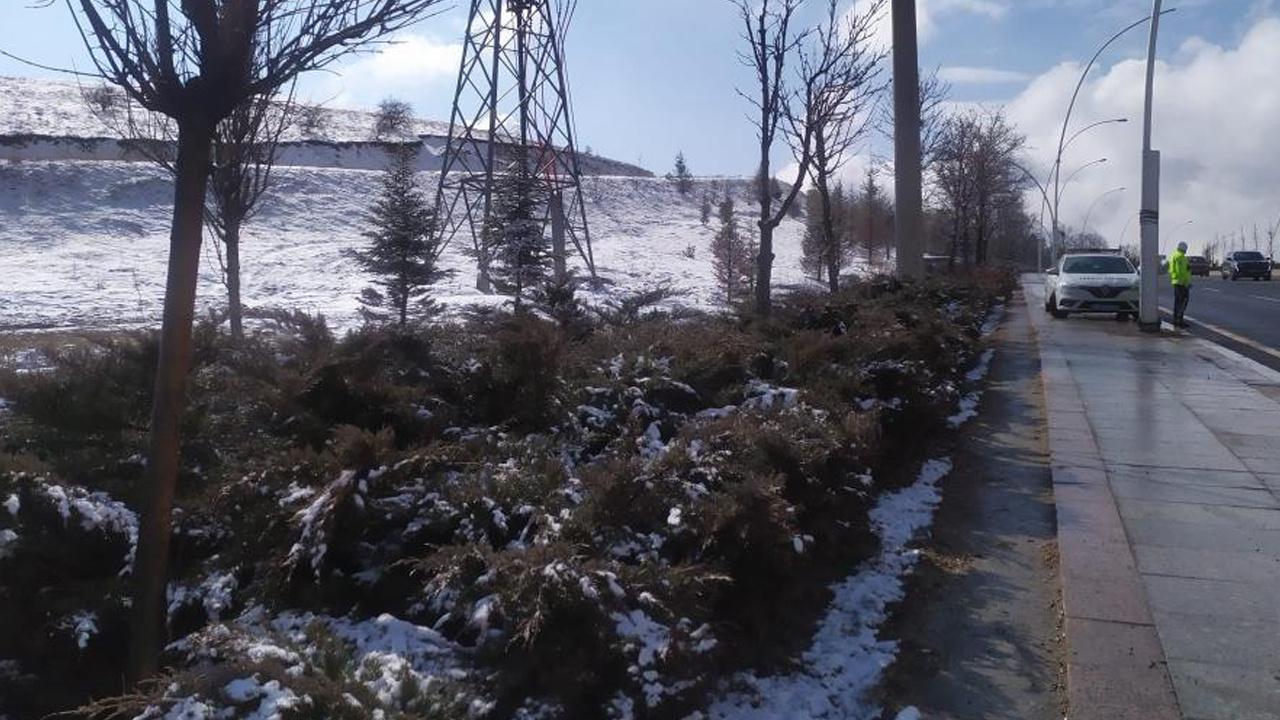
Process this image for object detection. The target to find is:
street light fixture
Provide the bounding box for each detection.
[1063,118,1129,155]
[1168,219,1194,247]
[1083,186,1126,235]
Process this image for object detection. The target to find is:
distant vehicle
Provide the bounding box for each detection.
[1221,251,1272,281]
[1187,256,1210,277]
[1044,253,1140,321]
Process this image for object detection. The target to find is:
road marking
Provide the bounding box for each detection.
[1250,295,1280,304]
[1160,306,1280,363]
[1202,287,1221,293]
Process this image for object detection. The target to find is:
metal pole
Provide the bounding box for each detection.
[1138,0,1164,331]
[892,0,924,279]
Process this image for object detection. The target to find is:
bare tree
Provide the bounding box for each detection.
[372,96,414,140]
[934,109,1026,266]
[804,0,888,292]
[917,68,951,179]
[876,67,950,186]
[65,0,447,682]
[732,0,811,315]
[208,86,297,342]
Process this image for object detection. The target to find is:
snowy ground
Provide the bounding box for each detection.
[0,162,855,333]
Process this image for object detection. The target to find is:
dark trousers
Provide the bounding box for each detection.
[1174,285,1191,324]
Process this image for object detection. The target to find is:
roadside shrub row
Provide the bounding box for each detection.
[0,270,1012,720]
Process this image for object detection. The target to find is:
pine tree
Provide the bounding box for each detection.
[672,151,694,195]
[862,167,882,264]
[801,189,826,283]
[345,146,444,327]
[711,196,749,305]
[700,194,712,226]
[486,153,550,312]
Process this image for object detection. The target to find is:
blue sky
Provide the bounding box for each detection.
[0,0,1260,175]
[2,1,1279,252]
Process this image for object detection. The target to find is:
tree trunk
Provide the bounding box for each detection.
[755,223,775,315]
[226,218,244,342]
[129,117,213,683]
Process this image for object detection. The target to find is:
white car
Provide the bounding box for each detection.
[1044,253,1140,321]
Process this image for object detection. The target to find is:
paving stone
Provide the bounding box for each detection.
[1067,661,1180,719]
[1153,612,1280,668]
[1166,659,1280,720]
[1065,617,1165,667]
[1108,477,1278,509]
[1124,517,1280,555]
[1133,544,1280,584]
[1114,497,1280,529]
[1108,464,1263,488]
[1141,575,1280,623]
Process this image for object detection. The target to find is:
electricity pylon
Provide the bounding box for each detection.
[434,0,595,291]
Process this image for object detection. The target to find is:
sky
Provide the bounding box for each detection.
[1,0,1278,254]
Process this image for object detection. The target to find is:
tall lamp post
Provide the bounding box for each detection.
[892,0,924,279]
[1138,0,1166,331]
[1044,8,1173,273]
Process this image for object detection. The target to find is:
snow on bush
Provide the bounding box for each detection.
[23,477,138,575]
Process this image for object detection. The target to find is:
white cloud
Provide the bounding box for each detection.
[938,66,1031,84]
[1005,17,1280,255]
[856,0,1008,50]
[318,33,462,109]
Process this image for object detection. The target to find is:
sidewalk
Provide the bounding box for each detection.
[1022,275,1280,720]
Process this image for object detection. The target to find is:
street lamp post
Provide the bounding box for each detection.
[1138,0,1166,331]
[1047,9,1174,276]
[892,0,924,280]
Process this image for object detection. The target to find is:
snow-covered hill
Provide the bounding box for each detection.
[0,161,835,332]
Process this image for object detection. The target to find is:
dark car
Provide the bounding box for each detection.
[1187,256,1210,277]
[1221,251,1272,281]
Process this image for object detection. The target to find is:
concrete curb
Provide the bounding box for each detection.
[1021,283,1184,720]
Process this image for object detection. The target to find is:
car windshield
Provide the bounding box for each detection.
[1062,256,1134,274]
[1236,251,1265,261]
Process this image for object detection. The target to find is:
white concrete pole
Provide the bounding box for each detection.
[1138,0,1164,331]
[892,0,924,279]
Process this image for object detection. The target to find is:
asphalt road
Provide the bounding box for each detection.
[1158,274,1280,371]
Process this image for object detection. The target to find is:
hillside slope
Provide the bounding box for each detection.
[0,161,841,332]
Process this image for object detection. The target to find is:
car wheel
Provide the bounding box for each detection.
[1232,273,1239,281]
[1114,312,1129,321]
[1049,295,1067,319]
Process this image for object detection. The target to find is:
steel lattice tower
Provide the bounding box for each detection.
[434,0,595,290]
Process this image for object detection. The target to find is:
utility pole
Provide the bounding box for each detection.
[1138,0,1163,331]
[892,0,924,279]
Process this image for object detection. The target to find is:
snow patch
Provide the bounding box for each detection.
[707,458,954,720]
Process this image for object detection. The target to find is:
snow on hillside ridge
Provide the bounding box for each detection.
[0,76,455,142]
[0,162,859,332]
[0,76,651,176]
